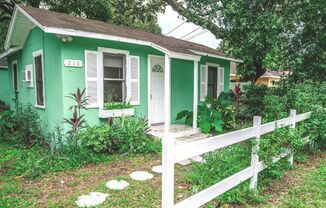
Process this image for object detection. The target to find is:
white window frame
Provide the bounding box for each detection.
[85,50,99,108]
[33,49,45,108]
[97,47,130,109]
[206,63,221,99]
[12,60,19,92]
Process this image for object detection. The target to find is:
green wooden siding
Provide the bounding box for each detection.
[6,27,231,134]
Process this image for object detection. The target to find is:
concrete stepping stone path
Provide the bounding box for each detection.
[151,165,162,174]
[106,180,129,190]
[130,171,153,181]
[76,192,108,208]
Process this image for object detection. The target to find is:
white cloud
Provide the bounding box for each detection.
[157,6,221,49]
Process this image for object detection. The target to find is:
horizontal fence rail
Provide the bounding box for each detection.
[162,110,311,208]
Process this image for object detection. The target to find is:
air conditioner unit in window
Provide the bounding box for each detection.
[24,65,33,87]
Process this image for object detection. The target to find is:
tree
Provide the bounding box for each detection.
[164,0,289,82]
[274,0,326,82]
[0,0,164,52]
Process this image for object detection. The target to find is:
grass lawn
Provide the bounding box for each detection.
[0,140,325,208]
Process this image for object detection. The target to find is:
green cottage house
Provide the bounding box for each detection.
[0,5,242,135]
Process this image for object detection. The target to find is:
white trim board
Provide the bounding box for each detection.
[190,50,243,63]
[32,49,46,109]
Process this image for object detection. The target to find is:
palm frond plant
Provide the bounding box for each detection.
[64,88,88,149]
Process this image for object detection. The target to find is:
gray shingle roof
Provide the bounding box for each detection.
[18,5,231,58]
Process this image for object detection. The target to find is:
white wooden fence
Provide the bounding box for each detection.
[162,109,311,208]
[229,81,251,90]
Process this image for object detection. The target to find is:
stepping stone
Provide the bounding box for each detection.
[151,165,162,173]
[177,156,204,166]
[130,171,153,181]
[76,192,108,207]
[106,180,129,190]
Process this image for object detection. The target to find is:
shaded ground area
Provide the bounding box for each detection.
[255,153,326,208]
[0,143,325,208]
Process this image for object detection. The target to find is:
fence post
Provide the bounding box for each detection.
[288,109,296,166]
[250,116,261,189]
[162,133,175,208]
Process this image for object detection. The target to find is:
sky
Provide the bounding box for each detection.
[157,6,221,49]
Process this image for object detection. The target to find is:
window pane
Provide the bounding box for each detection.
[13,63,18,92]
[35,55,44,106]
[104,80,123,102]
[104,66,123,79]
[208,67,217,84]
[103,54,124,79]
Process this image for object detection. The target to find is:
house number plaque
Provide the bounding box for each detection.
[64,59,83,68]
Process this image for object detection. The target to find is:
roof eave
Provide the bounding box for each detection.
[190,50,243,63]
[0,46,23,59]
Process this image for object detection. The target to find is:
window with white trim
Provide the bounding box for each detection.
[208,66,218,99]
[103,53,126,102]
[34,51,44,107]
[12,61,19,92]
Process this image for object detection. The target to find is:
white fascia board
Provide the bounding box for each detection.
[4,7,18,50]
[0,46,23,59]
[170,52,201,62]
[44,27,172,54]
[190,50,243,63]
[5,5,45,50]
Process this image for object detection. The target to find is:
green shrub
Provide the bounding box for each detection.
[0,110,14,138]
[78,117,161,155]
[112,116,160,154]
[78,125,117,153]
[242,84,269,119]
[13,104,43,146]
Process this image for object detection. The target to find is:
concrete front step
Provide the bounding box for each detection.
[175,132,209,145]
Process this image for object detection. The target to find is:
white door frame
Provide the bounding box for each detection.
[148,54,165,126]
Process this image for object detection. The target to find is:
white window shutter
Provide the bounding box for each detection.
[218,67,225,96]
[85,50,99,108]
[200,64,208,101]
[128,55,140,105]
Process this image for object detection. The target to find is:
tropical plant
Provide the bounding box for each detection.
[64,88,88,148]
[242,84,269,120]
[177,92,236,134]
[231,84,244,118]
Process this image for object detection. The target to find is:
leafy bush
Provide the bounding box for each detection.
[78,125,116,153]
[46,124,67,156]
[242,84,269,119]
[0,110,14,138]
[177,92,235,134]
[258,128,305,164]
[78,117,161,155]
[13,104,43,146]
[112,116,161,154]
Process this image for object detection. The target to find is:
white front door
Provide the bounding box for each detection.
[150,56,165,124]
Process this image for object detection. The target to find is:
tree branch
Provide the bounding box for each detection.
[163,0,226,39]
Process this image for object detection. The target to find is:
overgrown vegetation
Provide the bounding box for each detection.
[78,117,161,155]
[104,101,131,110]
[187,80,325,206]
[176,92,236,134]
